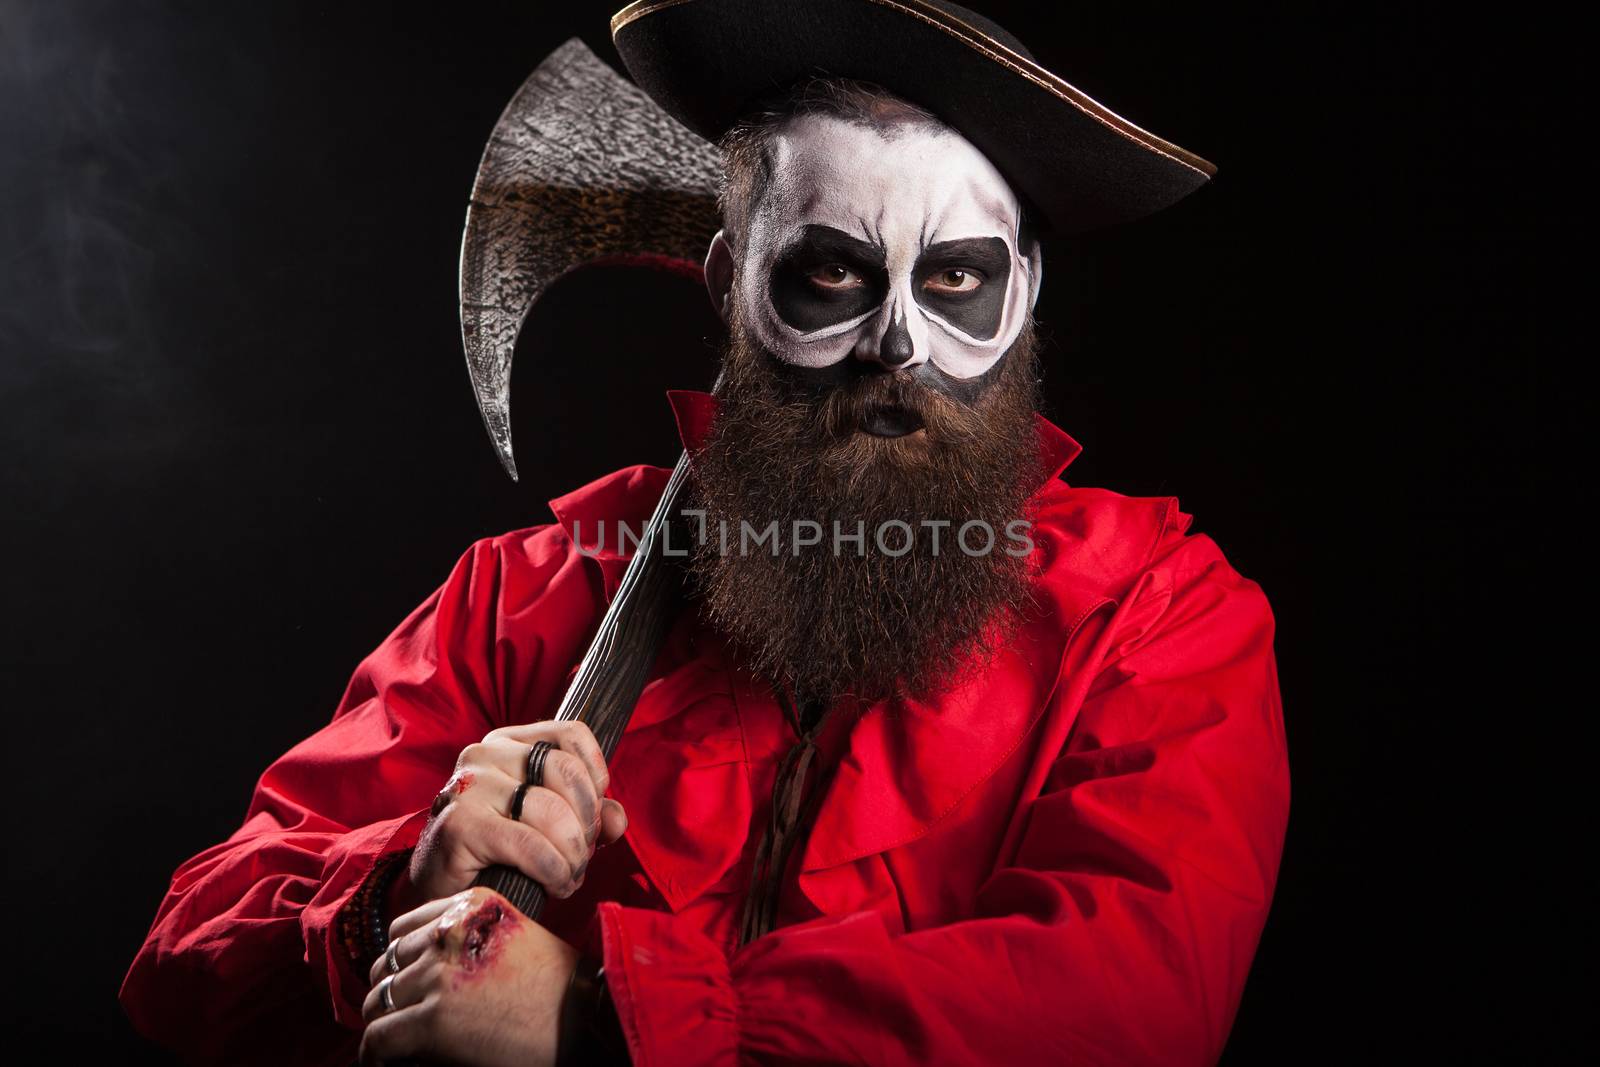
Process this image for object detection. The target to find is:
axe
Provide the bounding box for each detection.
[458,38,723,918]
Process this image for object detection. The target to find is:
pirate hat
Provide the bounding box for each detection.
[610,0,1216,236]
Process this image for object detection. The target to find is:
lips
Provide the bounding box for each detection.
[860,403,925,438]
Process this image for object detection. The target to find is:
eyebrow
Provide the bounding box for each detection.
[787,224,887,268]
[917,236,1010,274]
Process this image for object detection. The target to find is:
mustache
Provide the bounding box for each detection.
[813,368,985,444]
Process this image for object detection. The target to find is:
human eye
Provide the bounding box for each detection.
[922,268,984,294]
[805,263,864,290]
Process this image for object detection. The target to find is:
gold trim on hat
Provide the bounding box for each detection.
[610,0,1216,178]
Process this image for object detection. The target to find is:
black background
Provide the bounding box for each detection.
[1,2,1571,1063]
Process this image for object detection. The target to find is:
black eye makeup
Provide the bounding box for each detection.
[769,225,888,331]
[912,236,1011,340]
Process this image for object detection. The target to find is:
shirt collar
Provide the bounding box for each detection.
[666,388,1082,493]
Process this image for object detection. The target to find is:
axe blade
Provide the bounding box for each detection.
[459,38,723,480]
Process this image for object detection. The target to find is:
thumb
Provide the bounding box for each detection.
[598,797,628,846]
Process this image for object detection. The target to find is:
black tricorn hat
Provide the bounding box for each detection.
[610,0,1216,237]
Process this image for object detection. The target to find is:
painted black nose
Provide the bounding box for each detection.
[879,318,915,367]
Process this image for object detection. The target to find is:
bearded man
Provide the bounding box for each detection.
[122,3,1289,1065]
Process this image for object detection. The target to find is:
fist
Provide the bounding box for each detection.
[361,887,578,1067]
[406,722,628,907]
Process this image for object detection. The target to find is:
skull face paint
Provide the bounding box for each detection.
[733,112,1041,395]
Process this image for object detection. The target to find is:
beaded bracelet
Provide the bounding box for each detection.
[338,850,411,969]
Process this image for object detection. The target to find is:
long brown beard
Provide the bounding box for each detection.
[687,307,1046,713]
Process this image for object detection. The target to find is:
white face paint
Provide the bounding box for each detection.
[732,113,1040,382]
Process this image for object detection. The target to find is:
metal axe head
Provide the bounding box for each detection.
[459,38,723,480]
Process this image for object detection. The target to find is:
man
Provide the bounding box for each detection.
[122,3,1288,1064]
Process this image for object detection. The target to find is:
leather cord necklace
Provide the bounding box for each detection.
[738,682,832,945]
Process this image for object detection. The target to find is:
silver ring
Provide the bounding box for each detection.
[378,973,397,1014]
[385,938,401,976]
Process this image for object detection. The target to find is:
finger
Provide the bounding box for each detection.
[387,895,457,943]
[361,954,440,1022]
[468,767,590,867]
[598,797,628,845]
[452,738,536,785]
[369,920,441,987]
[532,749,601,844]
[461,802,579,895]
[484,720,609,794]
[359,992,439,1065]
[513,786,592,880]
[549,721,609,793]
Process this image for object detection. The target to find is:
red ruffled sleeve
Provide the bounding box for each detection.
[119,523,597,1065]
[597,527,1290,1066]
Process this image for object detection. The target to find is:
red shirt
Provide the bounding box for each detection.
[121,390,1289,1065]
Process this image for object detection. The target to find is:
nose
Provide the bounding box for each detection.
[879,317,915,367]
[856,309,919,369]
